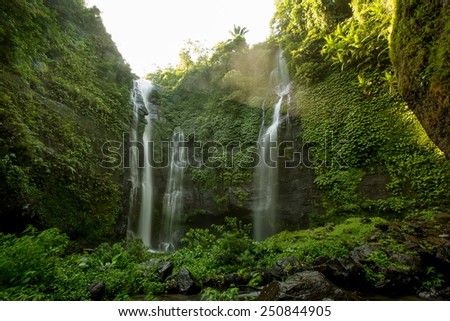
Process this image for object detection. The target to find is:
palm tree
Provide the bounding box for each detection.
[229,25,249,38]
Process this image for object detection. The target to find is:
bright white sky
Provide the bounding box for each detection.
[86,0,276,76]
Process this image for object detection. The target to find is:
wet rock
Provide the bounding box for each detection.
[164,275,178,294]
[256,271,358,301]
[178,267,201,295]
[257,281,282,301]
[313,256,329,265]
[258,270,278,286]
[437,287,450,300]
[88,281,105,301]
[403,234,421,250]
[144,258,160,268]
[222,273,248,288]
[418,290,438,300]
[418,287,450,300]
[314,256,364,289]
[265,266,285,281]
[350,244,380,264]
[435,244,450,267]
[419,242,450,277]
[390,252,423,274]
[158,260,174,281]
[277,256,301,275]
[358,174,390,200]
[265,256,302,281]
[366,252,422,294]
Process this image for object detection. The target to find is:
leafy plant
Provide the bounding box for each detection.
[421,267,445,290]
[321,0,393,71]
[201,287,239,301]
[0,227,69,289]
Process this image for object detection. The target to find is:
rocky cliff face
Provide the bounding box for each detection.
[150,118,325,240]
[391,0,450,158]
[0,1,134,244]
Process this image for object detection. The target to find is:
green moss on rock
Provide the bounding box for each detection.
[391,0,450,157]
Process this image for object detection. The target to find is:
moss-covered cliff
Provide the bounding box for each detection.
[146,0,450,230]
[391,0,450,158]
[1,0,449,246]
[0,0,134,244]
[271,0,450,220]
[298,69,450,220]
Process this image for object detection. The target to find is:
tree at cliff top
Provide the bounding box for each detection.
[146,31,279,216]
[271,0,352,83]
[0,0,134,245]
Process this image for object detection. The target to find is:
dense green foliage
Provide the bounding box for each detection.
[0,0,449,302]
[0,0,134,243]
[298,70,450,220]
[171,216,383,282]
[271,0,352,82]
[391,0,450,157]
[2,213,446,300]
[148,35,278,209]
[321,0,393,72]
[0,219,381,299]
[0,228,162,300]
[271,0,450,221]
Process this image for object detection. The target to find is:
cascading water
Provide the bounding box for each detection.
[129,79,155,248]
[253,52,291,241]
[160,128,186,252]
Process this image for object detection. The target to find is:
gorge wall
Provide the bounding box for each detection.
[1,0,449,248]
[0,0,134,245]
[391,0,450,158]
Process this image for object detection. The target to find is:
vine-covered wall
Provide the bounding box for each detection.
[0,0,134,245]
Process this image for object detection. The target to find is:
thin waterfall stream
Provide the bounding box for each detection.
[160,128,186,252]
[129,81,186,251]
[129,53,291,247]
[253,52,291,241]
[129,79,155,249]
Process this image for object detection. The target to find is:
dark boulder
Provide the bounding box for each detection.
[257,281,282,301]
[419,242,450,281]
[178,267,201,295]
[256,271,359,301]
[88,281,106,301]
[390,252,423,274]
[277,256,301,275]
[364,251,422,294]
[434,244,450,268]
[158,260,174,281]
[314,256,364,289]
[418,287,450,300]
[164,274,179,294]
[265,256,303,281]
[222,273,249,288]
[350,244,380,264]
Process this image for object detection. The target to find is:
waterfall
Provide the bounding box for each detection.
[129,79,155,248]
[253,51,291,241]
[160,128,186,252]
